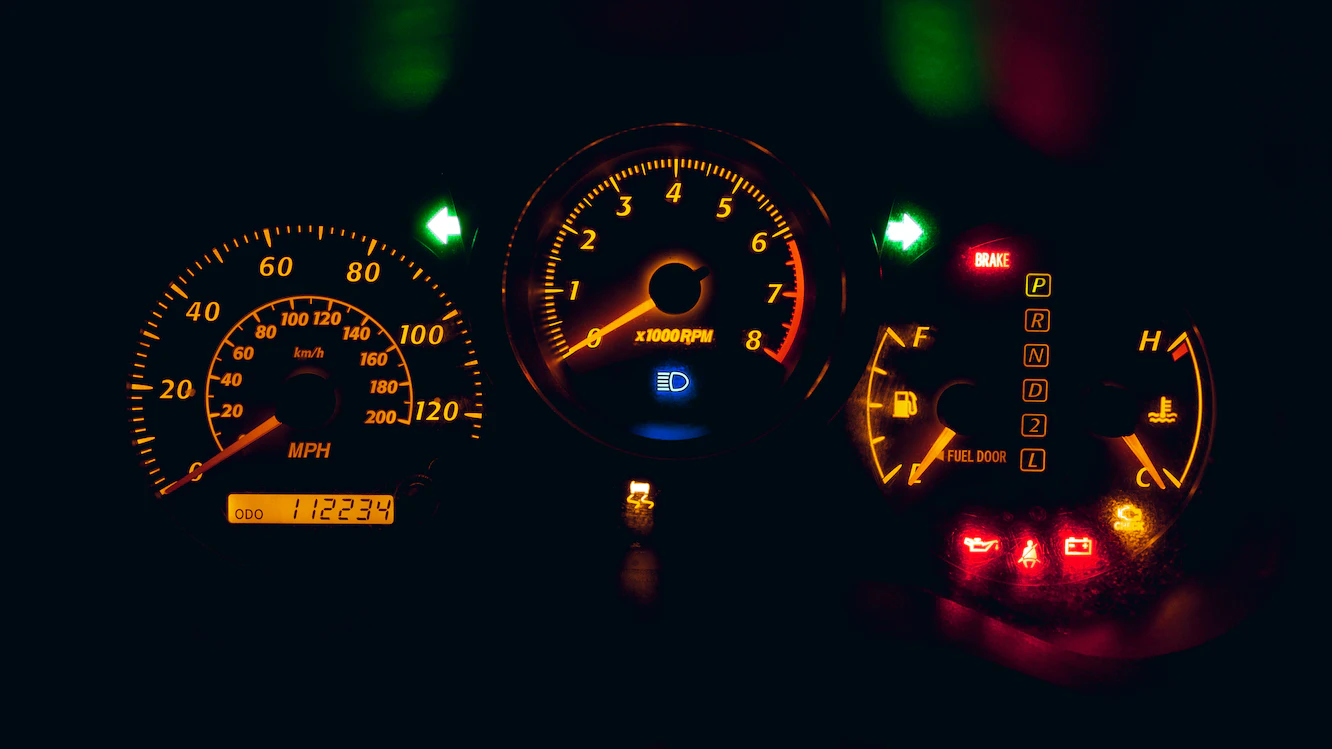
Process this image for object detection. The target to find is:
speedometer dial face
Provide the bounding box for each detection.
[504,124,846,457]
[127,225,484,559]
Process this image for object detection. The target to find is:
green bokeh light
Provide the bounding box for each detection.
[342,0,458,111]
[885,0,983,119]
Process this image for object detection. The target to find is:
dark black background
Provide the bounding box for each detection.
[13,0,1320,740]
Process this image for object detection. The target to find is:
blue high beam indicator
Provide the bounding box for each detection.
[655,370,691,393]
[652,363,695,404]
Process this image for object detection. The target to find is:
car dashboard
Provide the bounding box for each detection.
[38,0,1312,735]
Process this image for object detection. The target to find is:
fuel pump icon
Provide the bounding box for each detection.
[891,391,918,419]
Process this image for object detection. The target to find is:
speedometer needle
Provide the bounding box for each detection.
[907,426,956,486]
[561,298,657,359]
[160,414,282,497]
[1121,433,1165,489]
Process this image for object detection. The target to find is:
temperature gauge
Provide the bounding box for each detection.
[859,234,1214,584]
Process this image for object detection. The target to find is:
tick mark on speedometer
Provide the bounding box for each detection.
[503,124,844,456]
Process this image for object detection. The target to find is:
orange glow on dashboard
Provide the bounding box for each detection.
[227,494,394,524]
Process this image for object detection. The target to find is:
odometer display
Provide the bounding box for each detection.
[226,494,394,525]
[504,125,846,457]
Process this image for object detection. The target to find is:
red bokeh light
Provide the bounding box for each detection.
[1053,515,1106,580]
[1014,537,1045,576]
[972,249,1012,270]
[955,520,1003,571]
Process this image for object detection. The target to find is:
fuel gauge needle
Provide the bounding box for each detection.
[907,426,956,485]
[1121,433,1165,489]
[160,414,282,497]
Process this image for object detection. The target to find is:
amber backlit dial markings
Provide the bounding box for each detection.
[202,295,415,452]
[161,414,280,495]
[906,426,957,486]
[1121,433,1166,490]
[858,237,1214,585]
[538,158,806,368]
[561,297,659,359]
[505,125,845,457]
[127,225,484,552]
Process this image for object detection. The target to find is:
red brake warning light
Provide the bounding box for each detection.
[972,249,1012,269]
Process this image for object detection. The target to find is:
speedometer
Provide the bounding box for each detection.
[126,224,484,559]
[503,124,848,457]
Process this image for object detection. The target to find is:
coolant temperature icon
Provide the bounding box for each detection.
[1148,396,1179,425]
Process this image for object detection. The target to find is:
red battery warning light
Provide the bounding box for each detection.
[1063,537,1094,556]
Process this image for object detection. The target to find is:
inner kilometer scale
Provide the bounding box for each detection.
[127,225,483,550]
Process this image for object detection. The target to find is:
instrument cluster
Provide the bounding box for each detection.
[122,121,1239,669]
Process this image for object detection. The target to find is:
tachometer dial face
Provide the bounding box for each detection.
[859,235,1214,585]
[126,225,484,559]
[504,124,846,457]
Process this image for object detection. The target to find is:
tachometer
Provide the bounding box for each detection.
[126,225,484,558]
[503,124,847,457]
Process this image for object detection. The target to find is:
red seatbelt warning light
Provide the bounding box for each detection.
[1017,539,1041,570]
[972,249,1012,269]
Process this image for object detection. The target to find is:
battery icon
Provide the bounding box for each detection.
[1063,537,1094,556]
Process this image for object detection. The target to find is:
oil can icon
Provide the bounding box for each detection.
[892,391,918,419]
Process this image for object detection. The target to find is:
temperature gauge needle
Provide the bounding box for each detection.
[160,414,282,496]
[908,426,956,485]
[1121,433,1165,489]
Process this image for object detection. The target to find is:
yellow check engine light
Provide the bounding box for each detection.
[855,233,1215,586]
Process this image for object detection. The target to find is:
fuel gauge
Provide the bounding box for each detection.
[858,234,1215,584]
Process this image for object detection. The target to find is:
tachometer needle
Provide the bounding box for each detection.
[1121,433,1165,489]
[561,298,657,359]
[160,414,282,497]
[907,426,956,486]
